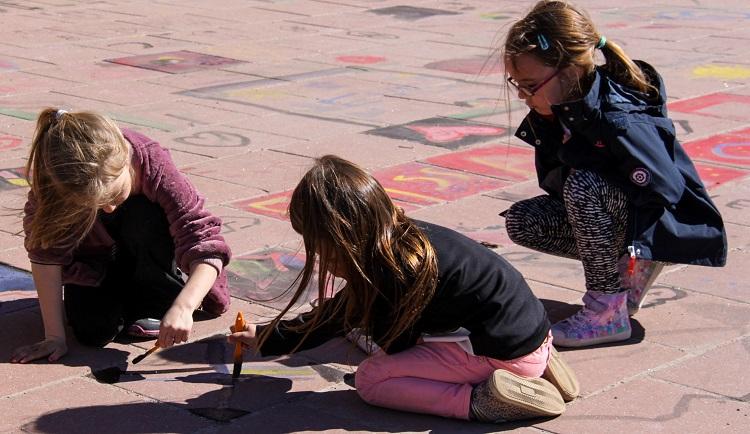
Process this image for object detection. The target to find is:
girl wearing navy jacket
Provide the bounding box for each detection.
[501,1,726,347]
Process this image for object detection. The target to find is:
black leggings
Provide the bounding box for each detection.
[504,169,630,294]
[64,196,184,347]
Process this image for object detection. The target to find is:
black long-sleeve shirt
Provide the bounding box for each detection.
[258,221,550,361]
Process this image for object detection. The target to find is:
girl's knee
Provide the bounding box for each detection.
[354,356,389,402]
[563,170,601,200]
[503,202,528,241]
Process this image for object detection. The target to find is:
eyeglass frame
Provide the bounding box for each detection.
[506,69,561,97]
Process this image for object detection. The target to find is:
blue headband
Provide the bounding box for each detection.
[596,36,607,49]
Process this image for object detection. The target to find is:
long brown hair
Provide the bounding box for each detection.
[504,0,654,95]
[256,155,438,353]
[25,108,130,250]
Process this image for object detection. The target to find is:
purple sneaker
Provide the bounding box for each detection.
[551,291,631,347]
[127,318,160,339]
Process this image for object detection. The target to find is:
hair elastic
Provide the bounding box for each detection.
[596,36,607,49]
[537,34,550,50]
[55,109,68,120]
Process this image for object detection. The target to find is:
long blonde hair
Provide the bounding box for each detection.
[25,108,130,250]
[256,155,438,353]
[504,0,654,95]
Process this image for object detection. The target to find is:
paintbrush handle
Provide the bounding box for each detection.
[132,344,159,364]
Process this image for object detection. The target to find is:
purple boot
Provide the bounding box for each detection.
[551,291,631,347]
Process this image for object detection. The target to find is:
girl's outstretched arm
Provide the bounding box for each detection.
[158,262,218,348]
[10,263,67,363]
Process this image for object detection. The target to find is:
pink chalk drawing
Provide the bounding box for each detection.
[694,164,749,189]
[0,135,23,151]
[406,125,505,143]
[669,93,750,122]
[335,55,386,65]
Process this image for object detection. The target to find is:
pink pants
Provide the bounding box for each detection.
[354,334,552,420]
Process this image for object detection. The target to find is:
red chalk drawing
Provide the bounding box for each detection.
[695,164,749,188]
[669,93,750,122]
[406,125,505,143]
[682,127,750,168]
[232,191,292,221]
[374,162,508,205]
[0,135,22,151]
[335,55,386,65]
[424,145,535,181]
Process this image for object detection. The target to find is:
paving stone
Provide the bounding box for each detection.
[182,149,313,193]
[2,377,212,434]
[538,377,750,434]
[634,290,750,352]
[653,337,750,401]
[657,248,749,304]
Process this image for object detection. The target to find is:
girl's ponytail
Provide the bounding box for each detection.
[598,38,655,95]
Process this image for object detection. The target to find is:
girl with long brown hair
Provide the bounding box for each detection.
[501,1,726,347]
[229,155,578,423]
[11,108,231,363]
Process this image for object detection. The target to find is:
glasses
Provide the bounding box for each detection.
[507,69,560,97]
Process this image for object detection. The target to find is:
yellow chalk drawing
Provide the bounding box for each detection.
[693,65,750,80]
[245,195,290,214]
[384,188,443,203]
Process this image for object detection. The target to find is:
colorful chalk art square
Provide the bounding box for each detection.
[0,167,28,190]
[373,161,508,205]
[0,263,36,315]
[106,50,244,74]
[365,117,507,149]
[424,145,536,181]
[227,248,342,311]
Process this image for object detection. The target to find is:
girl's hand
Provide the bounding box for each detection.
[158,305,194,348]
[10,337,67,363]
[227,322,258,352]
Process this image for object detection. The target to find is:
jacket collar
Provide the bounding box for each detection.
[514,60,665,147]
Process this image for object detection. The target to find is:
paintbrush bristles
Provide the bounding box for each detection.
[132,344,159,365]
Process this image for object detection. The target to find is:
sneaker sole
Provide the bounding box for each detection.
[552,328,631,348]
[543,346,580,402]
[488,370,566,419]
[628,262,666,316]
[127,324,159,338]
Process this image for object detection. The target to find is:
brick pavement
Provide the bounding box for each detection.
[1,0,748,433]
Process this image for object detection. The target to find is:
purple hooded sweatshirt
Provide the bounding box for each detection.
[23,128,232,315]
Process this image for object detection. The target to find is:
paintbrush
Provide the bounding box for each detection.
[232,312,246,378]
[132,343,159,365]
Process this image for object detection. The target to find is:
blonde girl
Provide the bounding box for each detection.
[11,108,231,363]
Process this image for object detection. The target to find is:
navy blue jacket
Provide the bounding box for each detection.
[514,61,727,267]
